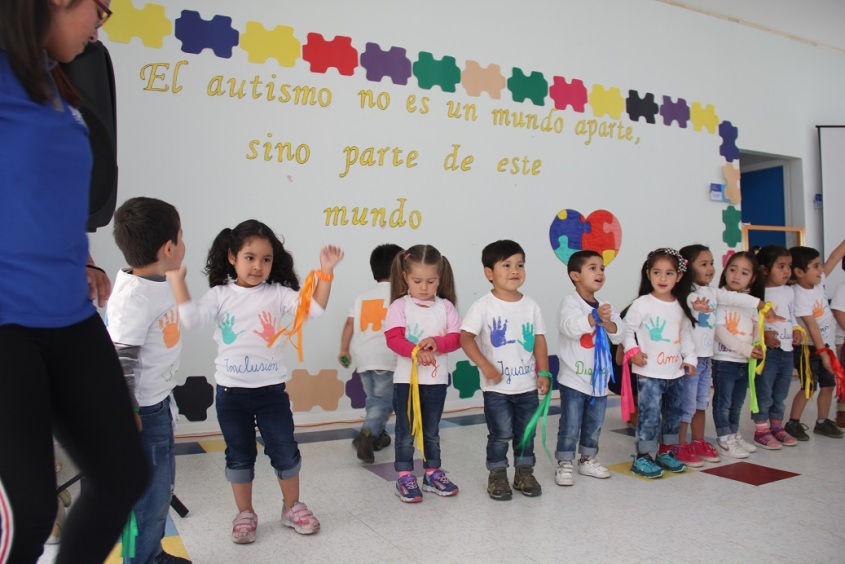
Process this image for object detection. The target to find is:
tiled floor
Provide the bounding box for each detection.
[40,379,845,563]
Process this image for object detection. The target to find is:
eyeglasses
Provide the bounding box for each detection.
[91,0,112,28]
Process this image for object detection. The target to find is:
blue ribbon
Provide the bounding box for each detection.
[591,309,615,398]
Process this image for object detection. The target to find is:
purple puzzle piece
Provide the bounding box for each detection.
[659,96,690,128]
[719,120,740,162]
[175,11,239,58]
[360,42,412,85]
[626,90,658,124]
[345,370,367,409]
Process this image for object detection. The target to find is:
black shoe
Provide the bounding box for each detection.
[813,419,844,438]
[512,466,542,497]
[373,430,391,451]
[785,420,810,441]
[487,468,512,501]
[154,551,192,563]
[352,429,375,463]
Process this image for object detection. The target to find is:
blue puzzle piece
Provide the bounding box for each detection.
[719,120,740,162]
[175,10,239,58]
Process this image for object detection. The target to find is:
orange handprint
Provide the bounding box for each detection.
[253,311,278,343]
[159,309,180,348]
[764,307,786,324]
[813,300,825,318]
[726,312,746,336]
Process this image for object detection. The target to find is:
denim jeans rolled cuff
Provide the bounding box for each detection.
[484,390,538,470]
[393,383,446,472]
[361,369,395,434]
[556,386,606,460]
[752,348,792,422]
[712,360,747,437]
[635,376,683,452]
[225,466,255,484]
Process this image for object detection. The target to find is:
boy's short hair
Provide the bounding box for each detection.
[567,250,603,285]
[113,197,181,267]
[481,240,525,270]
[370,244,403,280]
[790,246,820,273]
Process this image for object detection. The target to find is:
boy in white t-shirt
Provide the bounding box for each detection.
[461,240,550,500]
[339,244,403,463]
[107,197,186,564]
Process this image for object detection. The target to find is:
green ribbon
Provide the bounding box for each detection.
[518,372,553,461]
[747,344,760,414]
[121,510,138,559]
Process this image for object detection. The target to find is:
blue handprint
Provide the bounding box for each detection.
[489,317,516,348]
[644,317,670,342]
[697,311,713,329]
[406,323,424,344]
[218,313,245,345]
[518,323,535,352]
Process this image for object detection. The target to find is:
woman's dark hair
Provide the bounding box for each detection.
[719,251,760,298]
[205,220,299,289]
[389,244,457,305]
[637,248,696,324]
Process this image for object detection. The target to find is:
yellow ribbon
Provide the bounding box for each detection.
[754,302,773,375]
[793,326,812,398]
[266,270,318,361]
[409,346,425,460]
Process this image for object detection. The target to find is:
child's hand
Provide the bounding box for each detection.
[764,308,786,323]
[750,346,763,360]
[820,351,833,374]
[691,297,711,313]
[338,352,351,368]
[537,377,550,395]
[764,330,781,348]
[481,364,502,385]
[165,264,187,281]
[319,245,344,273]
[417,337,437,352]
[631,351,648,367]
[683,363,696,376]
[417,349,436,366]
[596,304,613,325]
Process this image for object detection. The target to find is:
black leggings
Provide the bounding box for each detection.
[0,315,149,563]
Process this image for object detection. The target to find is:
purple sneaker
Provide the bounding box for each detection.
[421,469,459,497]
[395,474,423,503]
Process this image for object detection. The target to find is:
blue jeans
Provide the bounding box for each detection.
[636,376,684,453]
[360,369,394,434]
[712,360,748,437]
[216,384,301,482]
[393,383,446,472]
[753,348,793,422]
[556,386,607,462]
[682,358,712,423]
[483,390,539,469]
[128,397,175,564]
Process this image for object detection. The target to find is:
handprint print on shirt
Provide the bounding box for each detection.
[252,310,278,343]
[813,300,825,318]
[489,317,516,348]
[518,323,535,352]
[697,311,713,329]
[406,323,424,344]
[219,313,245,345]
[644,317,671,342]
[158,309,180,348]
[725,312,746,335]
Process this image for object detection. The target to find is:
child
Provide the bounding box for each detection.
[108,197,186,564]
[711,252,763,458]
[786,241,845,439]
[752,245,799,448]
[623,248,697,479]
[831,279,845,427]
[678,245,764,464]
[385,244,461,502]
[169,219,343,541]
[460,240,550,500]
[339,243,404,463]
[554,250,623,487]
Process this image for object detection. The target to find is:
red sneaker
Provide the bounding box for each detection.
[673,442,704,468]
[691,439,721,463]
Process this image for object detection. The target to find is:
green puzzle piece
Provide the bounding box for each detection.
[722,205,742,247]
[452,360,481,399]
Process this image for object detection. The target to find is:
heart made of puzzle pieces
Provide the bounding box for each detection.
[549,209,622,266]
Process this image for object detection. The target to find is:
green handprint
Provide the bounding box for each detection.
[406,323,424,344]
[644,317,670,343]
[518,323,535,352]
[218,313,245,345]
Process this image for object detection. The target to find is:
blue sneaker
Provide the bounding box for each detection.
[395,474,422,503]
[422,469,459,497]
[656,451,687,473]
[630,454,663,479]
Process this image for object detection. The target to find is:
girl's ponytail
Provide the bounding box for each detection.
[438,255,458,307]
[205,228,235,287]
[389,251,409,302]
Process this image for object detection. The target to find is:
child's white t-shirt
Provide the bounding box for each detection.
[348,281,396,372]
[622,294,696,379]
[764,285,795,352]
[461,292,546,395]
[794,274,835,348]
[688,284,759,358]
[385,295,460,385]
[829,283,845,346]
[557,292,623,397]
[106,268,181,407]
[713,302,758,362]
[179,282,324,388]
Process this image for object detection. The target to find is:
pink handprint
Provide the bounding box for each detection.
[253,311,278,343]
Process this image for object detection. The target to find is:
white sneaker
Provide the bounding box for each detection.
[717,434,749,459]
[735,432,757,453]
[555,460,574,486]
[578,457,610,479]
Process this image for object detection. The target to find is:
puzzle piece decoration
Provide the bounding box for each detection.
[360,298,388,332]
[102,0,171,48]
[659,96,689,128]
[690,102,719,133]
[549,209,622,266]
[588,84,625,119]
[174,11,239,57]
[287,369,345,412]
[722,205,742,248]
[719,120,740,162]
[722,250,736,268]
[239,22,300,66]
[172,376,214,421]
[412,52,461,92]
[549,76,587,112]
[722,163,742,205]
[345,370,366,409]
[360,43,412,85]
[302,33,358,76]
[461,61,506,99]
[625,90,658,124]
[507,68,547,106]
[452,360,481,399]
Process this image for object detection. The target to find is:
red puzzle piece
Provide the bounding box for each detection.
[302,33,358,76]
